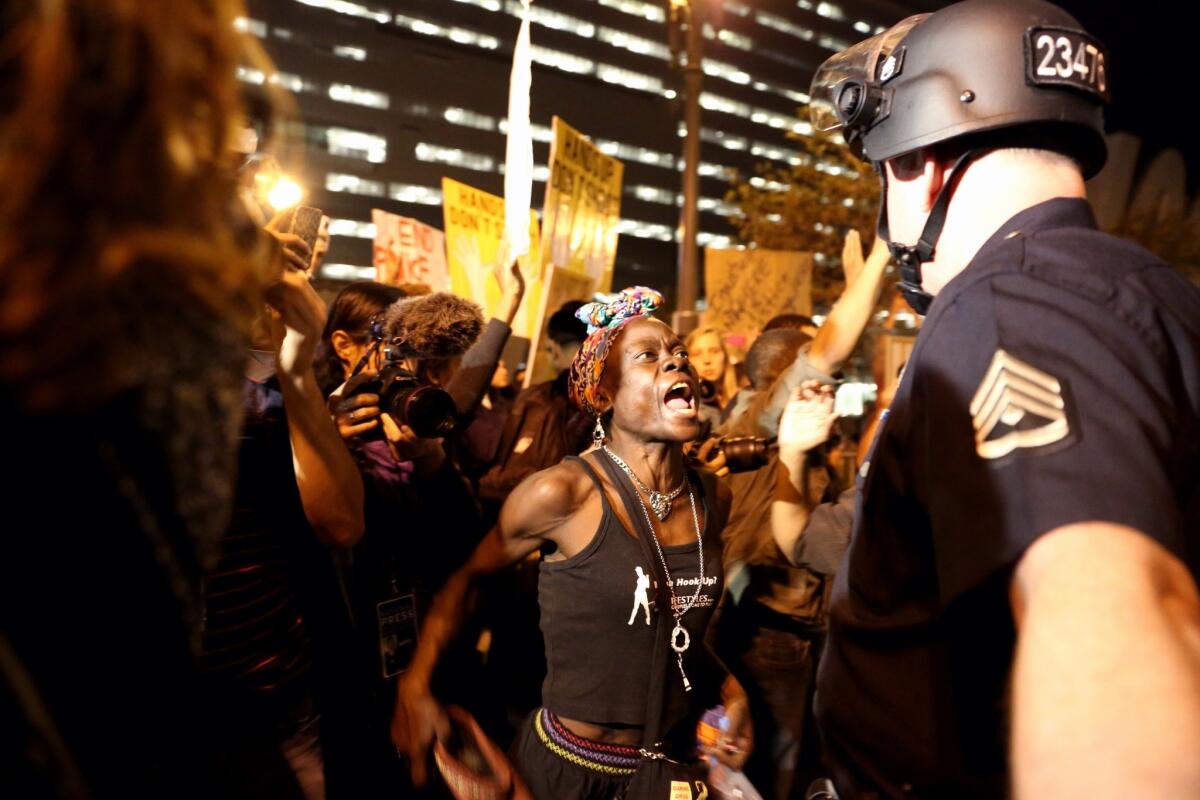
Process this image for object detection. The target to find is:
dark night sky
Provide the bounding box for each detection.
[1052,0,1198,192]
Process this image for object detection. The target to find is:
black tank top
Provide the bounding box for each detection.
[539,454,724,726]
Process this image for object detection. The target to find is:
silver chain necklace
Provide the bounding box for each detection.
[602,448,705,692]
[601,445,686,521]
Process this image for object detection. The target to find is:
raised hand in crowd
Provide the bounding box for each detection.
[494,241,528,325]
[261,214,364,549]
[771,381,837,563]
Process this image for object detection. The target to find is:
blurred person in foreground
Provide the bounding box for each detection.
[392,288,751,798]
[0,1,285,797]
[807,1,1200,796]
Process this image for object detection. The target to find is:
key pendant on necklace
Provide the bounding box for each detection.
[676,654,692,692]
[671,623,692,691]
[650,492,670,521]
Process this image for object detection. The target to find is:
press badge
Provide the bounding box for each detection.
[377,593,418,679]
[1024,26,1110,101]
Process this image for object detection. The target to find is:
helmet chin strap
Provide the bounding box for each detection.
[877,150,980,316]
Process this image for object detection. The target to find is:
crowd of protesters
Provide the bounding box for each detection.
[6,2,1199,800]
[0,7,871,799]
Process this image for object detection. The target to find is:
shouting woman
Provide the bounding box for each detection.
[392,288,751,798]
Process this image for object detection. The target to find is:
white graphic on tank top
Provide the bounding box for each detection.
[628,566,652,626]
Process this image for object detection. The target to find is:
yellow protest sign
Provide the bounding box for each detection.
[441,177,542,339]
[540,116,623,292]
[524,266,596,387]
[704,247,813,345]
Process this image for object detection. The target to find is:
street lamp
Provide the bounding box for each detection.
[667,0,703,335]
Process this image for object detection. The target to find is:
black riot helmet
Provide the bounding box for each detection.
[810,0,1110,314]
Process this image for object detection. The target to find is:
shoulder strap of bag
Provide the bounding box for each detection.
[592,452,674,751]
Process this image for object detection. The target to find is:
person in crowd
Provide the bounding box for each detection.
[685,325,741,415]
[392,287,752,798]
[701,228,887,799]
[474,299,594,739]
[479,299,593,509]
[763,313,818,339]
[0,1,289,797]
[195,186,366,799]
[323,284,493,796]
[808,1,1200,796]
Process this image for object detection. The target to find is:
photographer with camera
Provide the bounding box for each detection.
[327,285,537,794]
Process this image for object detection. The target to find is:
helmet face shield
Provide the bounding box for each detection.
[809,14,929,136]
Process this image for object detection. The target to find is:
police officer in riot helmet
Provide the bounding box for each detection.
[804,1,1200,797]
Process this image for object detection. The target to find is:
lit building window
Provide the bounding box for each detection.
[236,67,266,85]
[596,64,664,93]
[518,1,595,36]
[389,183,444,205]
[699,162,733,178]
[716,28,753,51]
[329,83,390,109]
[415,143,495,172]
[321,264,378,280]
[274,28,294,39]
[756,11,814,40]
[393,13,501,49]
[597,26,670,59]
[328,128,387,163]
[617,219,674,242]
[234,16,268,37]
[532,165,550,182]
[269,71,315,93]
[333,45,368,60]
[293,0,390,24]
[853,21,871,34]
[445,107,496,131]
[628,185,678,205]
[698,198,739,216]
[819,34,849,51]
[328,218,377,238]
[530,45,595,75]
[451,0,502,10]
[326,173,386,197]
[723,0,752,17]
[705,60,752,85]
[698,233,733,247]
[596,0,665,23]
[816,2,844,20]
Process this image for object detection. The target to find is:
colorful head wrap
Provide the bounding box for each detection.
[568,286,664,418]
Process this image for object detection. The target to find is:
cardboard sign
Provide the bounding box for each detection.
[524,266,595,387]
[704,247,813,344]
[540,116,624,292]
[371,210,449,291]
[441,177,543,339]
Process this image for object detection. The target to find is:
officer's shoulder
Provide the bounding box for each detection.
[980,225,1199,344]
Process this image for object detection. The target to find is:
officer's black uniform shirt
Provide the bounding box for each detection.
[816,198,1200,799]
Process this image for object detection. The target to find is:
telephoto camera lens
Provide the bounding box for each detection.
[719,435,777,473]
[377,369,458,439]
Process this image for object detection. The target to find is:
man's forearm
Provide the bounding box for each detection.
[771,451,813,564]
[1011,522,1200,799]
[808,248,889,374]
[278,366,365,547]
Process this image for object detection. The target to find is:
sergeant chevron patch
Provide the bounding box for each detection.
[969,349,1070,460]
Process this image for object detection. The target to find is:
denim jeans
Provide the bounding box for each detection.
[713,603,822,800]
